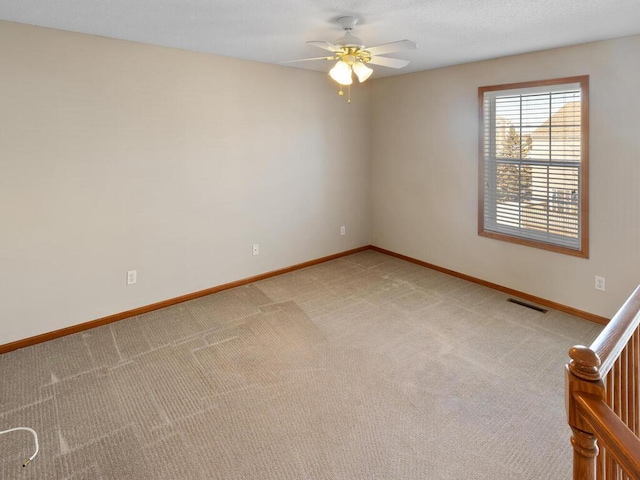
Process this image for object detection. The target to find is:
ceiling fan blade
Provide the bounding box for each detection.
[367,56,410,69]
[306,41,342,53]
[365,40,417,56]
[279,56,336,64]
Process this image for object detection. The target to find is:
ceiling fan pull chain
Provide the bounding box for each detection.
[348,84,351,104]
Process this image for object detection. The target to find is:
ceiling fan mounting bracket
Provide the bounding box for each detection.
[337,16,359,31]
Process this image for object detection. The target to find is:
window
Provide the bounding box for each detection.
[478,76,589,257]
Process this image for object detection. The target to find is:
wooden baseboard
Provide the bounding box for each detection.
[370,246,609,325]
[1,244,608,355]
[0,246,370,354]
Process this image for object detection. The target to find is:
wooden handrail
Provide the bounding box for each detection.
[575,392,640,479]
[566,284,640,480]
[591,285,640,377]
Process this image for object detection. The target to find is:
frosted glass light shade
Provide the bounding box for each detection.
[352,62,373,83]
[329,61,353,85]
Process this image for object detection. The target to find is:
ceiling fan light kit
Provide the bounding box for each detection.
[329,60,353,85]
[352,62,373,82]
[283,16,417,103]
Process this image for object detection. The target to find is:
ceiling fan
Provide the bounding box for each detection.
[282,16,417,101]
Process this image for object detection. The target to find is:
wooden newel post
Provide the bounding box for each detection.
[566,345,604,480]
[570,426,599,479]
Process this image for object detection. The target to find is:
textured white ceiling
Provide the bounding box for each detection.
[2,0,640,78]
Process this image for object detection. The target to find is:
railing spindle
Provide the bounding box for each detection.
[607,448,615,479]
[630,335,637,435]
[607,368,615,409]
[635,328,640,435]
[615,361,622,417]
[622,348,629,426]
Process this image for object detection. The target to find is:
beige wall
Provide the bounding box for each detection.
[0,21,371,345]
[2,21,638,346]
[371,35,640,318]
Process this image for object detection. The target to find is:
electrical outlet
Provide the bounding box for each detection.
[595,275,605,291]
[252,244,259,256]
[127,270,137,285]
[340,226,346,236]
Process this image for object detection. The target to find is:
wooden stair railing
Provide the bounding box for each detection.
[566,285,640,480]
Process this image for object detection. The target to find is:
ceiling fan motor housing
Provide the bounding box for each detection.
[335,32,364,48]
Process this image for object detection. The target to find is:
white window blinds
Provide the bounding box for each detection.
[479,77,588,256]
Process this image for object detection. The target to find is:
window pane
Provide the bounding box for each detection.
[479,77,588,256]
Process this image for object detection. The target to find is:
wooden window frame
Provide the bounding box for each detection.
[478,76,589,258]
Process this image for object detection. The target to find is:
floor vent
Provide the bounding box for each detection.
[507,298,548,313]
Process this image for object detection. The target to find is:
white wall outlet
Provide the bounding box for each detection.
[595,275,605,291]
[127,270,137,285]
[340,225,346,236]
[252,244,259,256]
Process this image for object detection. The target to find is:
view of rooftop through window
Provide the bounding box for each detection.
[493,89,581,239]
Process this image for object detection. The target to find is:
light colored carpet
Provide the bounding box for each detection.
[0,250,602,479]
